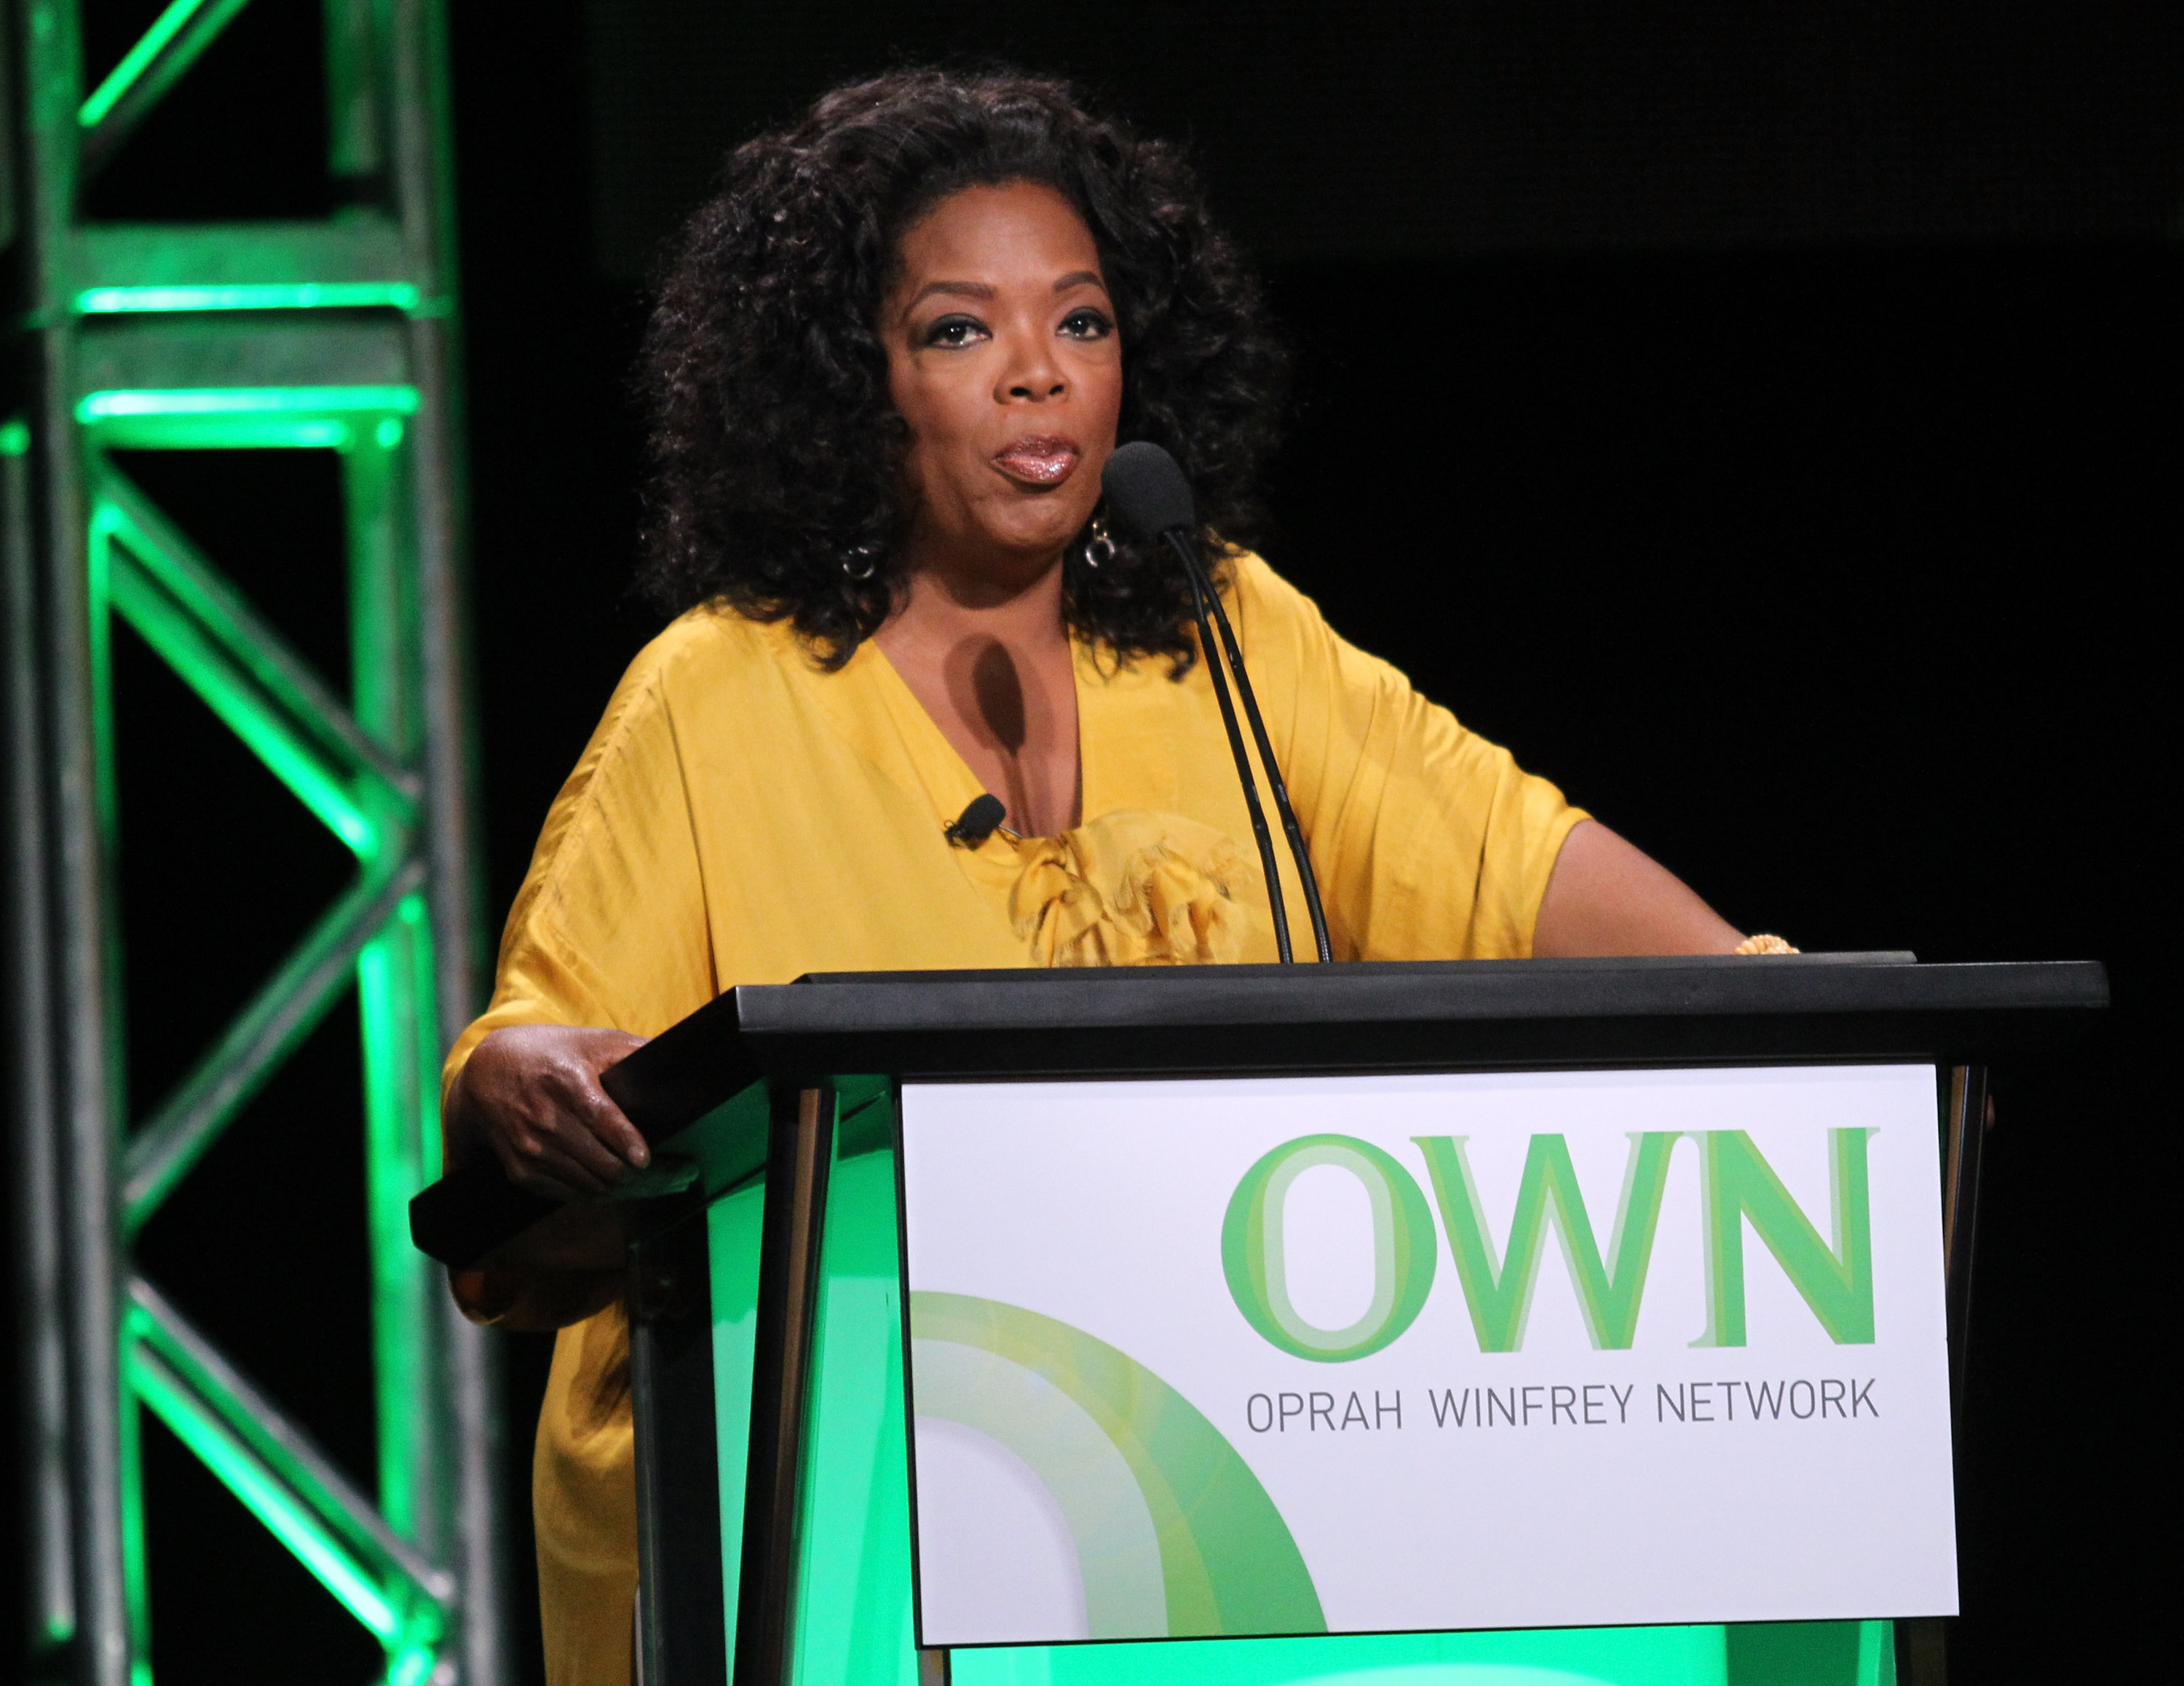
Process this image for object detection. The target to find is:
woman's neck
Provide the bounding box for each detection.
[874,555,1083,838]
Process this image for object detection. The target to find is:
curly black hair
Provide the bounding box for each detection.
[635,66,1287,670]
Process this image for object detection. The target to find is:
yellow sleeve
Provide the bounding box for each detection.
[440,621,721,1099]
[1227,553,1587,961]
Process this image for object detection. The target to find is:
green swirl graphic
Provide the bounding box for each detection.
[909,1291,1325,1641]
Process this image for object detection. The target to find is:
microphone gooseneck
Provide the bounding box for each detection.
[1188,553,1334,964]
[1179,551,1294,962]
[1101,443,1333,964]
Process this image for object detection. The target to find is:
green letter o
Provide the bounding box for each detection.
[1222,1133,1437,1362]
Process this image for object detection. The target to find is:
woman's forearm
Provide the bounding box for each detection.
[1532,819,1746,957]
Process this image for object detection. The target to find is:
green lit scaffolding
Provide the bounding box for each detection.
[4,6,503,1685]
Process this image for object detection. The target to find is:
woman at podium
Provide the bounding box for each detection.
[441,68,1776,1686]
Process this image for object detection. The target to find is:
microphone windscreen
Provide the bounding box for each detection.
[946,793,1007,847]
[1101,441,1196,542]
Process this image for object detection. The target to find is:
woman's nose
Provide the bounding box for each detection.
[997,333,1065,403]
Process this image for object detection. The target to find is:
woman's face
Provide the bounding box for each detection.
[884,180,1122,589]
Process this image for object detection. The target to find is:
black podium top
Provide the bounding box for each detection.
[410,953,2105,1270]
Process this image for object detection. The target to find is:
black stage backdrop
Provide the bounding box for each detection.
[20,4,2175,1685]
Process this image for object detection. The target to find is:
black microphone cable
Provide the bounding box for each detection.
[1101,442,1334,964]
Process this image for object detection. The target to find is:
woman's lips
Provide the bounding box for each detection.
[992,435,1080,486]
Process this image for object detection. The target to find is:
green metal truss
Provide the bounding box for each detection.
[4,6,503,1685]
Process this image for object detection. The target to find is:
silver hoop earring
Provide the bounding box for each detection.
[842,545,879,582]
[1081,512,1115,569]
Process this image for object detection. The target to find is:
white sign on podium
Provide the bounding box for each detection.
[898,1065,1957,1648]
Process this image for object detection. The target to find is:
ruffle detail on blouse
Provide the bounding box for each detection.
[1008,809,1255,967]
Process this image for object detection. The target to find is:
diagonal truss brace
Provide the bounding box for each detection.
[123,1278,453,1648]
[121,856,425,1232]
[90,462,418,853]
[79,0,257,175]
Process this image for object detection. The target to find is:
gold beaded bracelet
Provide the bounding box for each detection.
[1733,933,1798,955]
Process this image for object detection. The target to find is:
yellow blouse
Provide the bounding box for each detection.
[445,553,1584,1685]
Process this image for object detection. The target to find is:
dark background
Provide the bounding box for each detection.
[21,1,2181,1683]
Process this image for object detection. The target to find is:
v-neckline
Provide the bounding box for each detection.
[780,620,1187,864]
[863,635,1095,841]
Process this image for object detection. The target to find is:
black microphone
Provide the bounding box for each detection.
[945,793,1006,847]
[1101,443,1332,964]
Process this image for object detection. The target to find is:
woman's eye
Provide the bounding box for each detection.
[1060,308,1114,340]
[923,314,987,348]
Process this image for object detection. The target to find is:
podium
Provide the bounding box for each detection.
[411,954,2103,1686]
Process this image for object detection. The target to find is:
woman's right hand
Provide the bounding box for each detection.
[445,1024,652,1200]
